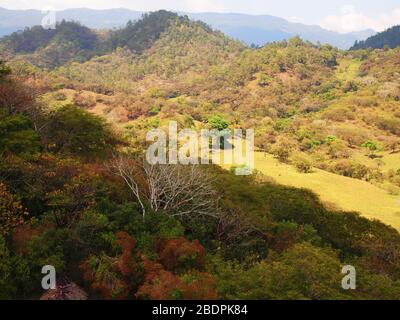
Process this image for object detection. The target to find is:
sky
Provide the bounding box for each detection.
[0,0,399,32]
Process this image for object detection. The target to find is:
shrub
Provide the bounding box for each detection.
[330,160,372,180]
[73,93,96,108]
[0,113,41,157]
[362,140,382,158]
[137,267,218,300]
[53,92,67,101]
[0,183,29,235]
[377,116,400,135]
[327,139,351,159]
[138,256,217,300]
[342,80,358,93]
[0,235,30,299]
[155,237,206,272]
[291,153,313,173]
[271,137,296,163]
[81,232,143,299]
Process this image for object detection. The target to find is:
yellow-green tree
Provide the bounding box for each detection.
[0,183,28,235]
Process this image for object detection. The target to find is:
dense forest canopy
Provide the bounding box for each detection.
[0,11,400,300]
[351,25,400,50]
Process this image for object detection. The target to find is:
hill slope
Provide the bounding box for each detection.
[4,11,400,230]
[1,11,218,68]
[0,20,100,67]
[351,25,400,50]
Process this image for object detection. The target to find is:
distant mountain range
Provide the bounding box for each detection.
[0,7,376,49]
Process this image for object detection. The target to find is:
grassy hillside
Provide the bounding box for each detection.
[252,152,400,230]
[14,20,398,229]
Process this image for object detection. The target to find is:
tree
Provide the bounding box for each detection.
[108,155,219,220]
[291,153,313,173]
[155,237,206,272]
[0,62,46,134]
[362,140,381,158]
[0,61,11,80]
[45,173,96,228]
[271,137,296,163]
[208,115,229,131]
[0,235,18,299]
[0,113,41,157]
[208,115,231,149]
[138,255,217,300]
[0,183,29,235]
[212,243,348,300]
[44,105,118,159]
[0,80,37,116]
[81,232,142,299]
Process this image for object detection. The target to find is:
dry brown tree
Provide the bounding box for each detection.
[108,154,219,220]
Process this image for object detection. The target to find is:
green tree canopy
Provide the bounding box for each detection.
[44,105,118,159]
[208,115,230,131]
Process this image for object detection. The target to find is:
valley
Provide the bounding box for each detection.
[1,10,400,300]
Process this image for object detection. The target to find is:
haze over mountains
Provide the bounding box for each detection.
[0,7,376,49]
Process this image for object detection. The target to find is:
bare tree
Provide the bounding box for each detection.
[143,163,219,218]
[108,155,147,218]
[108,154,219,220]
[0,77,48,133]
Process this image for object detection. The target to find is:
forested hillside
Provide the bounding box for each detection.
[0,11,239,69]
[351,25,400,50]
[1,11,400,300]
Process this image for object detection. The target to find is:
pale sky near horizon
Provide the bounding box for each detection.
[0,0,399,32]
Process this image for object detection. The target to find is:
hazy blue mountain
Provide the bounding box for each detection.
[185,12,376,49]
[0,7,375,49]
[0,8,43,36]
[0,7,143,33]
[58,8,143,29]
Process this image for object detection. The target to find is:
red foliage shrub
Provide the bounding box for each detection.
[155,237,206,272]
[116,231,138,278]
[81,254,130,299]
[138,245,217,300]
[137,269,218,300]
[12,223,52,254]
[142,257,165,283]
[81,232,143,299]
[137,269,184,300]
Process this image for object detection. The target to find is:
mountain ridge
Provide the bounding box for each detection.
[0,7,375,49]
[0,11,243,69]
[351,25,400,50]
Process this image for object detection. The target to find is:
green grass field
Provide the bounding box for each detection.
[352,151,400,173]
[336,58,362,81]
[226,152,400,230]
